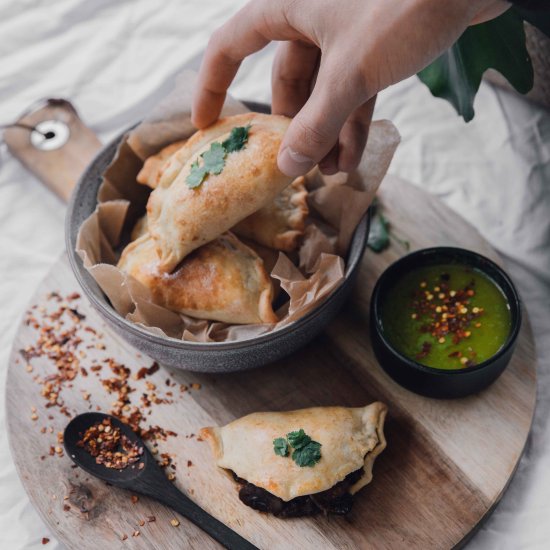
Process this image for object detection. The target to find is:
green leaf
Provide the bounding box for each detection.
[367,211,390,253]
[186,160,207,188]
[292,441,322,468]
[273,437,290,457]
[202,142,226,175]
[222,124,251,153]
[185,125,251,189]
[417,9,533,122]
[286,429,311,450]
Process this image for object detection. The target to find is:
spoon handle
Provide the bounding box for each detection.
[142,480,258,550]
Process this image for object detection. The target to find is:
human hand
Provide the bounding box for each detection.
[192,0,509,177]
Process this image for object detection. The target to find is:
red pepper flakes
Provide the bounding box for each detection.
[23,290,180,473]
[410,276,485,367]
[415,341,432,361]
[77,418,143,470]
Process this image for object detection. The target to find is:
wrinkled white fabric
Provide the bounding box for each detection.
[0,1,549,549]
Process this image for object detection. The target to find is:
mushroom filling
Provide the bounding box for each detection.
[232,468,364,517]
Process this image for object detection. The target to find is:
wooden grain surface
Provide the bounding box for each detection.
[6,176,537,550]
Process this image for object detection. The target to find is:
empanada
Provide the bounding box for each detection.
[136,140,187,189]
[201,402,387,517]
[130,214,148,241]
[147,113,294,272]
[117,232,277,325]
[233,176,308,252]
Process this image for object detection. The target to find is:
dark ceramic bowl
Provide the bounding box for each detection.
[65,103,370,373]
[370,247,521,398]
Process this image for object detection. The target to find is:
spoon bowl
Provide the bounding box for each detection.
[64,412,150,484]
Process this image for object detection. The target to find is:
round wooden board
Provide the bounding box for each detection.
[6,176,536,550]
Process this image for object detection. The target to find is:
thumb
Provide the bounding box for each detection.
[277,70,361,177]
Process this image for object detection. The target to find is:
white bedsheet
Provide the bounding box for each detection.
[1,1,549,548]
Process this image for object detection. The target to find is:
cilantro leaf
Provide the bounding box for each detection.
[202,142,226,175]
[287,429,311,450]
[186,160,207,188]
[274,428,322,467]
[367,210,390,253]
[185,125,251,189]
[292,441,322,468]
[222,125,250,153]
[273,437,289,457]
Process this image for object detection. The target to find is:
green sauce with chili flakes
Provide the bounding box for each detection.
[380,264,512,370]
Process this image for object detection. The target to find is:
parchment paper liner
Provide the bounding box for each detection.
[76,71,400,343]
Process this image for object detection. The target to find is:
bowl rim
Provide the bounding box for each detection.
[65,111,371,351]
[370,246,522,376]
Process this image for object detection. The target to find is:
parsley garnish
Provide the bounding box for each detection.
[287,429,311,450]
[186,125,251,188]
[222,124,251,153]
[292,441,322,467]
[201,142,226,175]
[273,429,322,467]
[273,437,289,457]
[186,160,207,188]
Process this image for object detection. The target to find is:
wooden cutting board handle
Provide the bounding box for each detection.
[3,99,102,203]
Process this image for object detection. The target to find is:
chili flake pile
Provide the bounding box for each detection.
[77,418,143,470]
[411,276,484,366]
[18,290,201,480]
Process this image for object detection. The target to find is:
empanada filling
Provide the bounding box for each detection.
[232,467,364,518]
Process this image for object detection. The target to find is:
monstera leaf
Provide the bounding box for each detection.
[418,9,534,122]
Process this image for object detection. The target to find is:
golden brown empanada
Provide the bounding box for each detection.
[200,402,387,517]
[233,176,308,252]
[136,140,187,189]
[130,214,148,241]
[117,232,277,325]
[147,113,294,272]
[133,174,307,255]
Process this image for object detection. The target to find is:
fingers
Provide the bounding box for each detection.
[277,61,364,177]
[272,40,320,117]
[470,0,509,25]
[318,96,375,175]
[318,142,339,175]
[192,0,303,128]
[337,95,376,172]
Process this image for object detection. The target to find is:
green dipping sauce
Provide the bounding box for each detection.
[380,263,512,370]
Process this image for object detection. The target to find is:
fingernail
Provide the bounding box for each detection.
[278,147,315,177]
